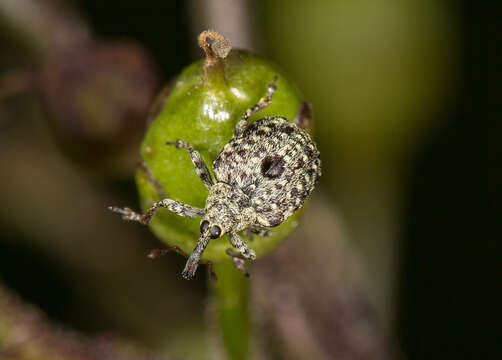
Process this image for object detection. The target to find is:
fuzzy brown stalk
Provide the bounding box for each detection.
[198,30,232,68]
[0,283,170,360]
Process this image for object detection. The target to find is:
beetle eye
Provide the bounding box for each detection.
[200,220,209,233]
[209,225,221,239]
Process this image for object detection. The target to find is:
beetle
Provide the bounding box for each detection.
[109,76,321,279]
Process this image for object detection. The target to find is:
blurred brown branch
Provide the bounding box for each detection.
[0,283,170,360]
[0,0,158,177]
[0,0,91,57]
[0,69,33,100]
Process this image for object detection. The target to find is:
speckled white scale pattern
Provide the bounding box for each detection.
[213,116,321,227]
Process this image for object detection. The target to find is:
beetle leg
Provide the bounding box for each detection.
[166,139,214,189]
[226,249,250,277]
[247,225,272,238]
[229,232,256,260]
[234,76,278,137]
[109,199,204,225]
[294,101,313,132]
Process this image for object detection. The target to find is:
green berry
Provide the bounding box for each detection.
[136,32,305,264]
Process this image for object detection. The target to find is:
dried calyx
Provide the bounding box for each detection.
[198,30,232,68]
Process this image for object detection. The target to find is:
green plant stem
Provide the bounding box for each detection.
[210,260,250,360]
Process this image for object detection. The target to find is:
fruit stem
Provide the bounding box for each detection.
[210,260,250,360]
[199,30,231,87]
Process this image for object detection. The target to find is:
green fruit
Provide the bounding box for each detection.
[136,48,304,263]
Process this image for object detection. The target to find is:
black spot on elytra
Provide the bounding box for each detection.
[261,155,285,179]
[283,126,295,135]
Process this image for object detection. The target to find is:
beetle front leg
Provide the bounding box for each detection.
[109,199,204,225]
[228,232,256,260]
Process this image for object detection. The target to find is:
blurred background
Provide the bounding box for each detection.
[0,0,498,359]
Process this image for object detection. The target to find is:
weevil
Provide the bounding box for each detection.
[109,76,321,279]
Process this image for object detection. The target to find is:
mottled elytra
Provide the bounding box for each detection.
[109,76,321,279]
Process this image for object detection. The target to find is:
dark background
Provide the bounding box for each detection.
[0,1,498,359]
